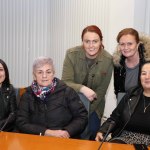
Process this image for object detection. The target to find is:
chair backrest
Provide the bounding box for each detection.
[15,87,26,106]
[78,93,90,113]
[117,92,126,105]
[78,93,90,139]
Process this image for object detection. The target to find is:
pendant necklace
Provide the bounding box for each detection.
[143,95,150,113]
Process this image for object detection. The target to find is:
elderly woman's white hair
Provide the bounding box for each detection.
[33,56,55,73]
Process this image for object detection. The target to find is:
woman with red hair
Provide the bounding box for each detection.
[62,25,113,140]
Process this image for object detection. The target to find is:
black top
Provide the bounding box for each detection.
[125,94,150,134]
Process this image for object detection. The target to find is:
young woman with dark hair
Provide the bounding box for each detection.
[0,59,17,131]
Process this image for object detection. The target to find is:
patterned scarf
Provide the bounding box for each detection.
[31,77,57,102]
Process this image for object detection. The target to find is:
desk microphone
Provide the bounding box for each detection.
[97,121,116,150]
[0,112,14,132]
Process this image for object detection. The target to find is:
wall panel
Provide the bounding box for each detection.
[0,0,30,87]
[0,0,109,87]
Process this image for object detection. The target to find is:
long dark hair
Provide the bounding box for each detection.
[0,59,10,87]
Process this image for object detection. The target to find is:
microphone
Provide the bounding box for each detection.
[97,121,116,150]
[0,112,14,132]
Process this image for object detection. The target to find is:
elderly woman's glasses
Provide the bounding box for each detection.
[36,71,53,76]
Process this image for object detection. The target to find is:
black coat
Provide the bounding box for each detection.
[0,84,17,131]
[16,79,88,138]
[99,86,143,138]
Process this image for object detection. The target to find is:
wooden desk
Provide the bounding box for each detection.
[0,132,149,150]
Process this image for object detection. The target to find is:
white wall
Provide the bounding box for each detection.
[134,0,150,34]
[0,0,149,117]
[104,0,135,117]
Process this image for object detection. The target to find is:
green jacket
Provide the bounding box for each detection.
[62,46,113,118]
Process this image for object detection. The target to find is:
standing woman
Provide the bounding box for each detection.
[0,59,17,131]
[113,28,150,103]
[62,25,113,139]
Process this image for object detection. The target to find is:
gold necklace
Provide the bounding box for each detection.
[143,95,150,113]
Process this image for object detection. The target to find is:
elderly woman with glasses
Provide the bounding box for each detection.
[16,56,88,139]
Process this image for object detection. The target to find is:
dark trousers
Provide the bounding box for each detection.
[78,93,100,140]
[89,111,101,140]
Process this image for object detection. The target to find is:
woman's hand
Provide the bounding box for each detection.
[95,132,104,142]
[44,129,70,138]
[80,86,97,101]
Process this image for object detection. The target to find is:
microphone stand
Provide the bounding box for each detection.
[97,121,116,150]
[97,132,110,150]
[0,112,14,132]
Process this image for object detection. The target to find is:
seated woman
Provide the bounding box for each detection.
[16,56,88,139]
[0,59,17,131]
[95,61,150,145]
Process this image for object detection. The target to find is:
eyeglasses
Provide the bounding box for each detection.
[83,40,100,45]
[118,42,135,48]
[36,71,54,76]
